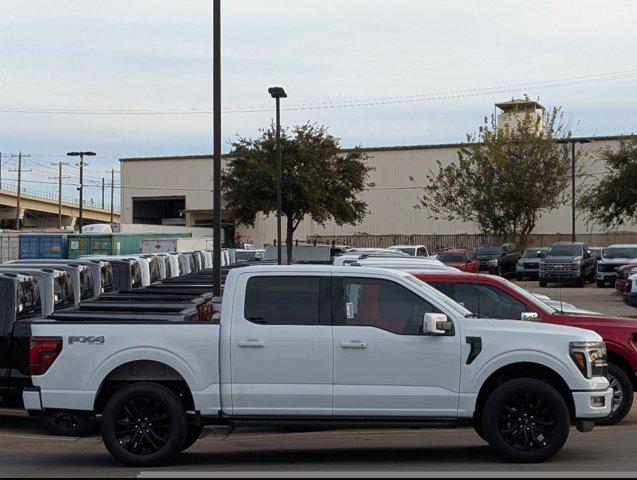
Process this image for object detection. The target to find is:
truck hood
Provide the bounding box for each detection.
[552,312,637,329]
[599,257,637,266]
[484,317,601,341]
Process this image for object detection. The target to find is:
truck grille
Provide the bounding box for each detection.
[598,264,618,273]
[541,263,578,273]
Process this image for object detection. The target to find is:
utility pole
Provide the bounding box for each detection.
[101,177,105,210]
[212,0,222,297]
[50,162,70,229]
[67,151,96,233]
[9,152,31,230]
[108,169,117,223]
[0,152,3,190]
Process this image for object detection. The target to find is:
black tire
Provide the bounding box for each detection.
[596,280,605,288]
[577,272,586,288]
[181,416,204,452]
[101,383,188,467]
[539,280,548,288]
[596,363,634,426]
[516,273,523,281]
[39,411,98,437]
[482,378,570,463]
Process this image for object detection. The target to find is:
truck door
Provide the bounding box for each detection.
[332,275,461,417]
[0,281,11,391]
[230,274,333,416]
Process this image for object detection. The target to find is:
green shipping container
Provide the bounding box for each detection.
[68,233,192,258]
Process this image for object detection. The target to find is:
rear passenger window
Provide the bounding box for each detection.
[245,276,321,325]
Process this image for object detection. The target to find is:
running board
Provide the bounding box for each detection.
[206,416,460,430]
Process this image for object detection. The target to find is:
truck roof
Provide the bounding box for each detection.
[225,264,415,278]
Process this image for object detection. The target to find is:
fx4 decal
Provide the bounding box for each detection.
[68,336,105,346]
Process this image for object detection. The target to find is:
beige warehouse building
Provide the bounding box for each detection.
[120,101,636,247]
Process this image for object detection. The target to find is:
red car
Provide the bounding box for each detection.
[410,269,637,425]
[437,248,479,273]
[615,264,637,293]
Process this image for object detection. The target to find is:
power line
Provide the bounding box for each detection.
[0,69,635,116]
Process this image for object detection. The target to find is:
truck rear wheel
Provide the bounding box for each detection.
[101,383,187,467]
[482,378,570,463]
[596,280,605,288]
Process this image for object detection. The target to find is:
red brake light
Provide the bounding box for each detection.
[30,337,63,376]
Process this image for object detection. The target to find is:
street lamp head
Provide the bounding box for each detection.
[67,151,97,157]
[268,87,287,99]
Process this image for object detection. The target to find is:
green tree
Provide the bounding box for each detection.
[222,123,372,263]
[578,139,637,229]
[411,103,573,248]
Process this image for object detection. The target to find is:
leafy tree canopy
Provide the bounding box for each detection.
[222,122,372,261]
[579,139,637,229]
[411,100,573,248]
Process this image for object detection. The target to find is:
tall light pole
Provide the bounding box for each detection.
[268,86,287,265]
[67,151,96,233]
[212,0,222,296]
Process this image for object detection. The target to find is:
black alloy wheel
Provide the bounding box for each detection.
[114,397,172,455]
[102,383,187,467]
[482,378,570,462]
[497,393,557,452]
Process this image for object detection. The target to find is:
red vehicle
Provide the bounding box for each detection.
[437,248,479,273]
[615,264,637,293]
[410,269,637,426]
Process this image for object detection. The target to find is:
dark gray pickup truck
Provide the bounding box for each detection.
[539,242,597,287]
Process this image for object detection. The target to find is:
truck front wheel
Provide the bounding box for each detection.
[482,378,570,463]
[101,383,188,467]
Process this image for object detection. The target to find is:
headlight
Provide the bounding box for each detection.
[570,342,607,378]
[487,259,499,266]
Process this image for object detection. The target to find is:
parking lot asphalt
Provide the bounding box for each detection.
[513,279,637,319]
[1,283,635,477]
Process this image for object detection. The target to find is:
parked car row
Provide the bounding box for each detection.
[0,248,232,437]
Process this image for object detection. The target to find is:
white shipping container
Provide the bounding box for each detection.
[0,234,20,263]
[140,237,214,254]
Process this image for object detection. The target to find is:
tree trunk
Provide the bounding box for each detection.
[286,215,295,265]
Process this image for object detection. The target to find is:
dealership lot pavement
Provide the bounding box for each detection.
[1,283,635,477]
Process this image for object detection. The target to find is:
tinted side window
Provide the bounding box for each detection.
[338,278,439,335]
[245,276,321,325]
[452,283,530,320]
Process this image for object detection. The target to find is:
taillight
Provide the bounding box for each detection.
[30,337,63,376]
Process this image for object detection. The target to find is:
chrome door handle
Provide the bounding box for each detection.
[238,339,265,348]
[340,341,368,349]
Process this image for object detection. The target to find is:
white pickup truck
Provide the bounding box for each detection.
[25,266,612,466]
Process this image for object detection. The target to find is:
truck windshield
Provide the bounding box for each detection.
[497,278,557,314]
[438,253,465,263]
[403,274,473,318]
[393,247,416,256]
[603,247,637,259]
[476,246,502,255]
[80,268,94,300]
[16,279,41,319]
[547,245,582,257]
[236,251,258,262]
[523,249,545,258]
[53,275,74,309]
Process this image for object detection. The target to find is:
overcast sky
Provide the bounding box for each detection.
[1,0,636,202]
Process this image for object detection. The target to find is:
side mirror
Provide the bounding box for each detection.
[424,313,453,336]
[521,312,540,322]
[538,251,546,258]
